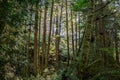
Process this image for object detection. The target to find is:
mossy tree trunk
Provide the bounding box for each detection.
[47,0,54,57]
[55,6,59,67]
[78,0,95,79]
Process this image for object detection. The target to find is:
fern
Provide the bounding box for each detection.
[90,70,120,80]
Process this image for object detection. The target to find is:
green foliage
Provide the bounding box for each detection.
[0,25,30,79]
[99,47,115,57]
[0,54,7,80]
[0,0,29,27]
[52,67,78,80]
[73,0,90,11]
[90,67,120,80]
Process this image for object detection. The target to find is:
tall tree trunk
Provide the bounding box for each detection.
[38,5,42,71]
[77,12,81,56]
[75,13,78,52]
[42,1,48,69]
[99,0,106,66]
[65,0,70,66]
[78,0,95,79]
[114,22,119,64]
[58,0,63,57]
[55,7,59,67]
[47,0,54,57]
[33,0,39,75]
[56,0,64,68]
[52,17,55,36]
[26,0,30,62]
[70,7,75,56]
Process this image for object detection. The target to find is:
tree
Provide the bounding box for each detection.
[42,0,48,69]
[33,0,39,75]
[47,0,54,62]
[65,0,70,66]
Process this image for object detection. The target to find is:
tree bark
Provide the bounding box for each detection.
[47,0,54,57]
[65,0,70,66]
[42,1,48,69]
[55,8,59,67]
[114,22,119,64]
[33,0,39,75]
[70,7,75,56]
[38,4,42,71]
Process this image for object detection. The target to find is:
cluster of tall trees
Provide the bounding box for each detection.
[31,0,82,75]
[0,0,120,80]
